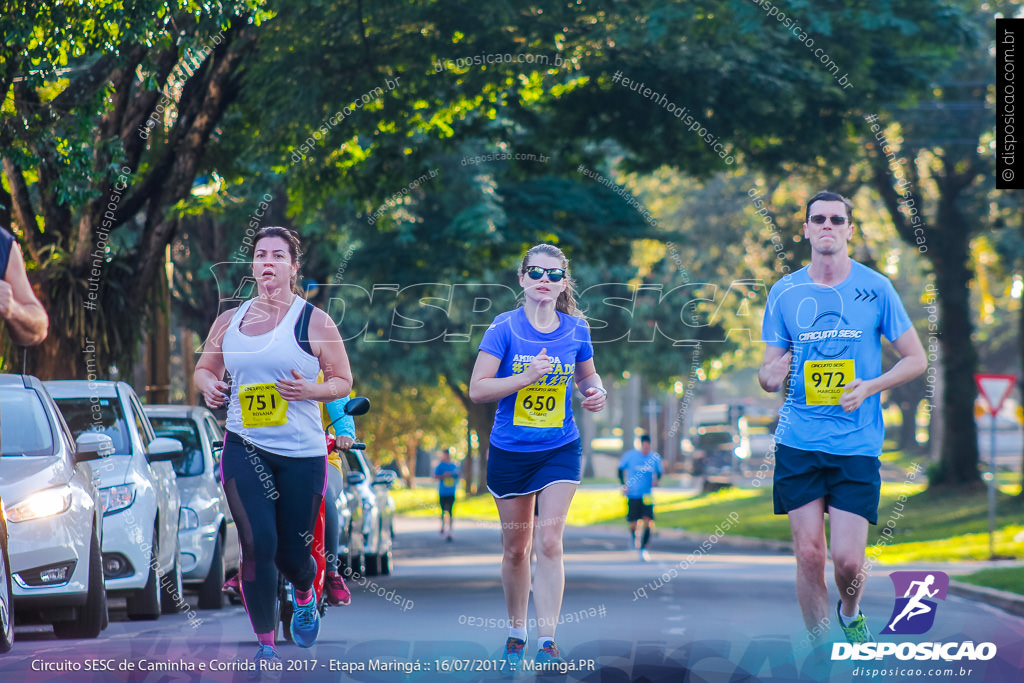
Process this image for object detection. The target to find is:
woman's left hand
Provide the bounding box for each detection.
[581,387,606,413]
[277,369,314,401]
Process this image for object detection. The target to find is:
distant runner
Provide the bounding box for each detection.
[618,434,663,562]
[434,448,460,542]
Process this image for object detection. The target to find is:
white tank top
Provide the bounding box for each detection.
[222,295,327,458]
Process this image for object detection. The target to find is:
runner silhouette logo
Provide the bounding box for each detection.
[881,571,949,635]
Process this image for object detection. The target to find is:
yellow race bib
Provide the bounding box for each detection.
[803,360,854,405]
[238,383,289,428]
[642,494,654,506]
[513,384,566,429]
[443,477,455,487]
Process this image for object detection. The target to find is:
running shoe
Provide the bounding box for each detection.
[325,572,352,606]
[836,600,873,643]
[223,573,241,597]
[639,548,650,562]
[446,533,453,543]
[501,637,526,676]
[535,641,567,668]
[290,586,321,648]
[249,645,282,680]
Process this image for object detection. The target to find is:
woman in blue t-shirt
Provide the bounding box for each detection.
[469,243,607,671]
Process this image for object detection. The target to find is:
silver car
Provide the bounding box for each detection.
[46,380,183,620]
[144,405,239,609]
[0,374,112,639]
[0,493,11,652]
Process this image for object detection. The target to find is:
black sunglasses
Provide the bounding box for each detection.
[525,266,566,282]
[809,214,848,225]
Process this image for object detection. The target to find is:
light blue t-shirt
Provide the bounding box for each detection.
[619,449,664,499]
[435,462,459,496]
[479,308,595,452]
[761,261,913,456]
[324,395,356,440]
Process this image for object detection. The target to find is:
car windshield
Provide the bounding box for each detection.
[0,387,56,456]
[344,451,367,475]
[54,397,130,455]
[696,431,735,449]
[149,416,204,476]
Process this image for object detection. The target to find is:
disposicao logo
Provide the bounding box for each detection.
[832,570,997,663]
[881,570,948,635]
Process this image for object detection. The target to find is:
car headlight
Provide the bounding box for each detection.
[100,484,136,515]
[5,486,73,522]
[179,507,199,530]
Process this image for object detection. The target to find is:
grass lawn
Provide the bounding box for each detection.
[393,483,1024,563]
[955,567,1024,596]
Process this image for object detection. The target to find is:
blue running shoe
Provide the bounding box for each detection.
[535,641,567,669]
[248,645,282,680]
[290,586,320,648]
[501,637,526,677]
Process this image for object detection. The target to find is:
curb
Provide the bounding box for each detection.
[947,580,1024,618]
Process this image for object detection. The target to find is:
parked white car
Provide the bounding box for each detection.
[0,374,111,639]
[0,493,11,652]
[46,380,182,620]
[145,404,239,609]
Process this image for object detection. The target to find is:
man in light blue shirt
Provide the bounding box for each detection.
[759,191,926,646]
[434,449,460,541]
[618,434,663,561]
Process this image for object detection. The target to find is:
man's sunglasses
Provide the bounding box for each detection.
[525,266,566,282]
[809,214,848,225]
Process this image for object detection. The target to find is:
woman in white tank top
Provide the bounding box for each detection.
[193,227,352,665]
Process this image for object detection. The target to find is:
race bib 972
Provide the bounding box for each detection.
[238,383,289,428]
[803,360,854,405]
[513,384,566,429]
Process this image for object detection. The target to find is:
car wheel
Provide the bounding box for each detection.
[53,525,106,638]
[160,545,183,614]
[0,517,13,653]
[198,534,225,610]
[126,525,161,620]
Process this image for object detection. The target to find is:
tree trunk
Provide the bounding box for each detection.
[897,401,918,452]
[1019,295,1024,499]
[929,198,981,487]
[468,401,495,495]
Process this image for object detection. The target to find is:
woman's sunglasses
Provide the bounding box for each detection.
[524,266,566,282]
[809,214,848,225]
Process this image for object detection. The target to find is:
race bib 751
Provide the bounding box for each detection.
[238,383,289,428]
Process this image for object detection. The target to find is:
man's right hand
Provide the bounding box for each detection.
[759,350,793,393]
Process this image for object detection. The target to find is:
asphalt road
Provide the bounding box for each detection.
[2,515,1023,683]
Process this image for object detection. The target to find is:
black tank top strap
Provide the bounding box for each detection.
[293,300,316,356]
[0,227,14,279]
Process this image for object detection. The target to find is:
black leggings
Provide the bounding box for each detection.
[221,431,326,634]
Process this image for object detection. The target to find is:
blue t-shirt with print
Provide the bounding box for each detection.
[618,449,664,499]
[479,308,594,452]
[435,462,459,496]
[761,261,913,456]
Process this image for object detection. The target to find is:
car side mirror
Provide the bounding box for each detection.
[344,396,370,416]
[147,437,183,463]
[373,470,397,487]
[75,432,115,463]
